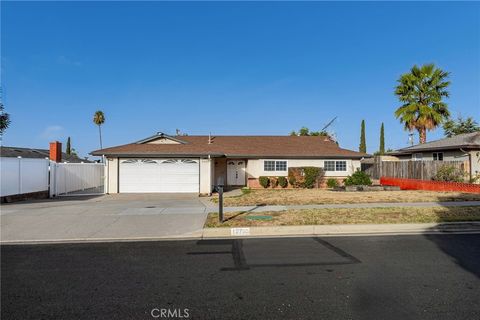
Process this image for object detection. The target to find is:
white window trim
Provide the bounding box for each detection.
[324,160,347,172]
[263,160,288,172]
[412,153,423,161]
[433,152,444,161]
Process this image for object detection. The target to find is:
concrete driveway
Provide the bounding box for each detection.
[1,194,214,243]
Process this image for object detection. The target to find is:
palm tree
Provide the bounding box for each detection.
[394,64,451,144]
[93,110,105,149]
[0,101,10,143]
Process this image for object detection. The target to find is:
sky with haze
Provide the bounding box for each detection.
[2,1,479,159]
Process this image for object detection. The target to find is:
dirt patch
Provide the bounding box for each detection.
[212,189,480,206]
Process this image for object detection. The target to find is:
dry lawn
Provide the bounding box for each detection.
[215,189,480,206]
[205,206,480,228]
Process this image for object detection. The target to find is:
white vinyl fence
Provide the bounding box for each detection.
[1,157,105,198]
[50,162,105,196]
[1,157,50,197]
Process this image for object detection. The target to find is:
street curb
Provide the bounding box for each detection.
[2,222,480,245]
[201,221,480,239]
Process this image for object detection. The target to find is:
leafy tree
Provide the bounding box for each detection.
[93,110,106,149]
[0,100,10,141]
[394,64,451,144]
[290,127,332,139]
[66,137,71,155]
[359,120,366,153]
[443,116,480,137]
[379,123,385,155]
[290,127,316,136]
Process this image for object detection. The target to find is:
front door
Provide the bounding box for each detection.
[227,160,246,186]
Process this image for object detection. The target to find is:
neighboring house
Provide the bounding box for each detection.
[91,132,370,194]
[387,132,480,179]
[1,146,92,163]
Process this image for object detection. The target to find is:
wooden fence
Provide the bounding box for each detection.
[362,159,468,180]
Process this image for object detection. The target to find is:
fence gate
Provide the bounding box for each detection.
[50,162,105,197]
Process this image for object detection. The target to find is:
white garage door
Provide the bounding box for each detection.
[119,158,199,193]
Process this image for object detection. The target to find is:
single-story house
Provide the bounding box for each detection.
[1,146,92,163]
[91,132,370,194]
[387,132,480,179]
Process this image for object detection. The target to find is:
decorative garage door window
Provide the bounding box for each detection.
[121,159,198,165]
[161,159,198,164]
[121,159,158,164]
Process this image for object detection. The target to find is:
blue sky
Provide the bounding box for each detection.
[2,1,479,159]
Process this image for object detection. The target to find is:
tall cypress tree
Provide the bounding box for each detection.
[66,137,71,155]
[359,120,366,153]
[379,123,385,155]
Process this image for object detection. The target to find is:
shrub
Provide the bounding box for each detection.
[344,170,372,186]
[269,177,279,188]
[326,178,339,188]
[288,168,303,188]
[288,176,297,188]
[278,176,288,188]
[259,176,270,188]
[433,165,466,183]
[288,167,325,188]
[303,167,324,188]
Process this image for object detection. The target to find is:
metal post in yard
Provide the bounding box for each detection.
[218,185,224,223]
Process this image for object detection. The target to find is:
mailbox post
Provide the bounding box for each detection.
[217,185,224,223]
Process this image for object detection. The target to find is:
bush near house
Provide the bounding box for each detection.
[326,178,339,188]
[259,176,270,188]
[344,171,372,186]
[269,177,279,188]
[433,164,466,183]
[288,167,325,188]
[278,176,288,188]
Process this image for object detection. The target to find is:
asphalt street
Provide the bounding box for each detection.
[2,234,480,320]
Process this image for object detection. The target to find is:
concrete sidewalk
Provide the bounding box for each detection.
[211,201,480,213]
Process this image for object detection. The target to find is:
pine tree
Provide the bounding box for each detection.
[379,123,385,155]
[359,120,366,153]
[66,137,71,155]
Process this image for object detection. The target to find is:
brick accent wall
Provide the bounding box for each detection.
[380,177,480,194]
[247,177,345,189]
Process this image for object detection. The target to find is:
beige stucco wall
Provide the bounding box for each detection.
[146,137,181,144]
[199,158,213,194]
[107,157,119,193]
[246,159,361,178]
[471,150,480,181]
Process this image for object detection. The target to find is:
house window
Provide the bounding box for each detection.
[335,161,347,171]
[433,152,444,161]
[412,153,423,161]
[325,160,347,171]
[264,160,287,171]
[264,161,276,171]
[324,161,335,171]
[275,161,287,171]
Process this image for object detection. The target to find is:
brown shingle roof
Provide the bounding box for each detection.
[1,146,93,163]
[91,135,370,159]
